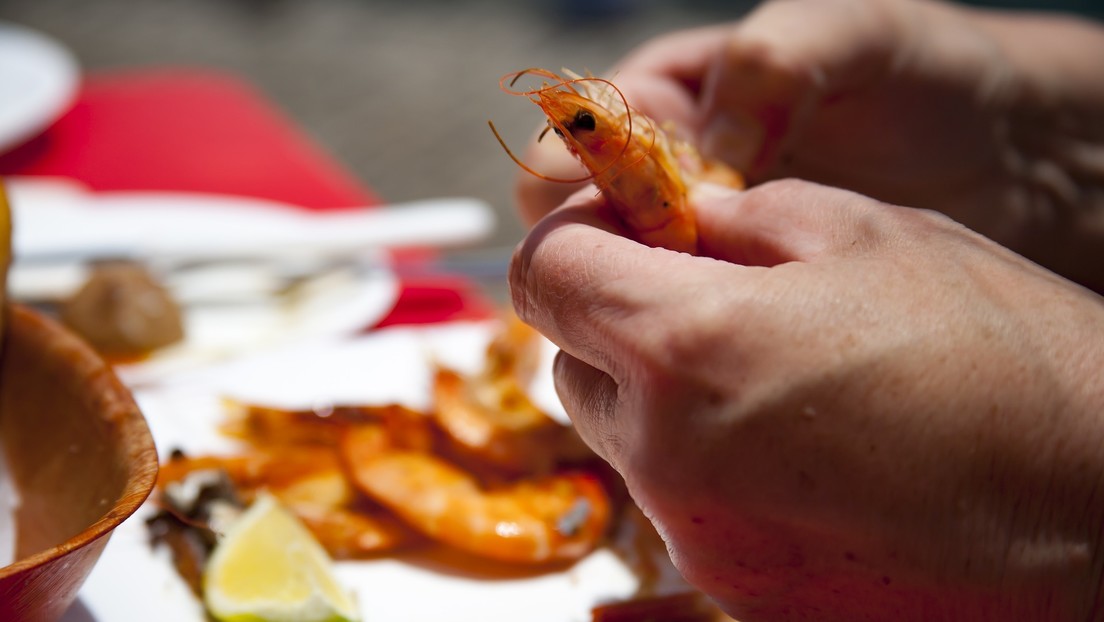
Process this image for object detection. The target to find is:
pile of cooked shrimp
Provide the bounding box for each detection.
[153,313,610,565]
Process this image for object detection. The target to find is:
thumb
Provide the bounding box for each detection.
[699,0,903,178]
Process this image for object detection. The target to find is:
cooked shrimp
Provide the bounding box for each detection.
[220,398,433,452]
[341,425,611,564]
[158,447,347,500]
[492,68,743,254]
[432,367,566,475]
[432,312,593,475]
[158,447,414,558]
[483,309,543,388]
[291,504,419,559]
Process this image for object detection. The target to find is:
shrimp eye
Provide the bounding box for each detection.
[572,110,596,132]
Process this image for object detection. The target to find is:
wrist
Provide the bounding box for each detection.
[995,282,1104,616]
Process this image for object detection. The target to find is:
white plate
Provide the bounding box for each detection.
[0,22,79,154]
[66,321,637,622]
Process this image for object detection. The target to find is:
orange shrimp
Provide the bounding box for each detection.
[492,68,743,254]
[431,311,594,476]
[158,447,416,558]
[158,446,348,500]
[432,367,562,475]
[220,398,434,452]
[291,504,419,559]
[341,425,611,565]
[483,308,543,387]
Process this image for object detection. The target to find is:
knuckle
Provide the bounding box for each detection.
[594,428,627,470]
[507,219,578,325]
[745,177,810,202]
[638,298,739,388]
[735,177,815,221]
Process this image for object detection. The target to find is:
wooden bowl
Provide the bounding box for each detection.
[0,304,159,621]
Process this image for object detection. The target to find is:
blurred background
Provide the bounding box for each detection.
[0,0,757,255]
[0,0,1100,300]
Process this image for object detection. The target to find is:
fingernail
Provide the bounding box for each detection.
[700,113,763,172]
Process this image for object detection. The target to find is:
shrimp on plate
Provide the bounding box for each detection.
[341,424,611,565]
[432,311,593,476]
[432,367,564,475]
[220,398,433,451]
[491,68,743,253]
[157,445,417,558]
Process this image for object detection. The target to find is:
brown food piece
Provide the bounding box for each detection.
[146,456,242,597]
[61,262,184,356]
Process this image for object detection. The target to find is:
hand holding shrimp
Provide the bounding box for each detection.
[510,177,1104,621]
[500,1,1104,619]
[512,0,1104,292]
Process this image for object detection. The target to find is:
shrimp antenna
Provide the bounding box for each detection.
[501,69,584,97]
[487,120,597,184]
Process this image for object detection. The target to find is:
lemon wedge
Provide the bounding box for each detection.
[203,493,360,622]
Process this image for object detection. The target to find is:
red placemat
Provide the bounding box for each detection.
[0,67,492,326]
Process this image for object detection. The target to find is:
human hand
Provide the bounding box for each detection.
[514,0,1104,291]
[510,179,1104,621]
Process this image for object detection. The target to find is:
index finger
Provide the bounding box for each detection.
[509,188,715,380]
[510,179,916,385]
